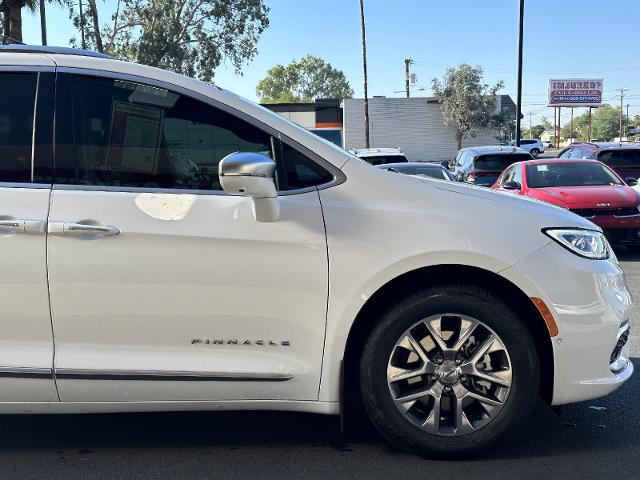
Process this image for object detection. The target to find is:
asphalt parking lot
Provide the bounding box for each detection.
[0,252,637,480]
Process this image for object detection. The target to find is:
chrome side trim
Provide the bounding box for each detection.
[0,182,51,189]
[55,368,293,382]
[0,367,52,379]
[54,66,347,196]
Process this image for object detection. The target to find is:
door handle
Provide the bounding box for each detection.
[48,222,120,238]
[64,223,120,237]
[63,223,120,237]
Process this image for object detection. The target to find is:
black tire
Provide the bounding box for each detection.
[359,284,540,458]
[530,148,540,157]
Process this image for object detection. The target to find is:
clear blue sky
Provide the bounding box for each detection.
[22,0,640,126]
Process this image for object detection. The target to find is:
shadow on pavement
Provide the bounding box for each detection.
[0,359,635,462]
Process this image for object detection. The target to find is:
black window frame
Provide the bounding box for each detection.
[52,70,343,195]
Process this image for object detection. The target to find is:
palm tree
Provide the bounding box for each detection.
[0,0,37,43]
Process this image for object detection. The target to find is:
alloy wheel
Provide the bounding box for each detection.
[386,314,512,436]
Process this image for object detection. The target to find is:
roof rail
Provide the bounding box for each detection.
[0,44,111,59]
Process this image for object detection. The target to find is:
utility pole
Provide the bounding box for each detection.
[79,0,86,49]
[528,112,533,138]
[515,0,525,146]
[626,104,630,138]
[39,0,47,45]
[588,107,593,141]
[359,0,370,148]
[405,58,412,98]
[617,88,626,142]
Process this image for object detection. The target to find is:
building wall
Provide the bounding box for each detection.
[343,97,504,162]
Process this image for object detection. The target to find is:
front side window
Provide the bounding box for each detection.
[558,148,572,159]
[56,74,272,190]
[0,73,38,183]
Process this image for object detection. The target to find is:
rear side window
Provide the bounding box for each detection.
[597,150,640,167]
[473,154,530,171]
[0,73,37,183]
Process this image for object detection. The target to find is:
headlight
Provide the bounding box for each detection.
[543,228,610,260]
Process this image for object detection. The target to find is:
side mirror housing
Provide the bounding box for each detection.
[625,177,638,187]
[503,181,522,190]
[219,152,280,222]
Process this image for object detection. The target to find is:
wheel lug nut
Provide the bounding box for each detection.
[460,375,467,382]
[434,356,443,365]
[443,385,452,392]
[455,358,462,365]
[428,374,436,381]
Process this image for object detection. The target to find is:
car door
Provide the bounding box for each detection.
[48,72,330,402]
[0,68,57,401]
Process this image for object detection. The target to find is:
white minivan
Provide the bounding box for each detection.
[0,45,632,458]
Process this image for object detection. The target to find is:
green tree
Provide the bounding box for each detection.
[256,55,354,103]
[524,124,545,139]
[432,64,504,149]
[66,0,269,82]
[591,104,627,140]
[540,116,553,130]
[1,0,37,43]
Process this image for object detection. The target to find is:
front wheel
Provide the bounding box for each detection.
[360,285,540,458]
[530,148,540,157]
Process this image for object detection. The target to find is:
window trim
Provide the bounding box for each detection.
[54,67,346,196]
[0,66,52,187]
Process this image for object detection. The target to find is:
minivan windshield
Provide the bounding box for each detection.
[526,162,622,188]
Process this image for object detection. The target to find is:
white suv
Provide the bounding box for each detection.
[509,138,545,157]
[0,45,632,457]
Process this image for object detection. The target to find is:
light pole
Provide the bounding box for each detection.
[39,0,47,45]
[359,0,370,148]
[515,0,524,146]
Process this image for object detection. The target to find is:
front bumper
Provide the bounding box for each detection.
[501,241,634,405]
[589,215,640,245]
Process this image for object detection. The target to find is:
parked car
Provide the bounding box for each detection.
[0,45,632,458]
[448,146,532,186]
[492,158,640,250]
[542,140,555,149]
[378,162,454,181]
[509,139,545,157]
[351,147,408,165]
[558,142,640,180]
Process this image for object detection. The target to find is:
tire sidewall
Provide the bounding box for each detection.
[360,287,540,457]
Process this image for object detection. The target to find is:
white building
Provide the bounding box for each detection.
[343,95,515,162]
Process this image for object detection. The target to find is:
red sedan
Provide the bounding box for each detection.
[492,158,640,249]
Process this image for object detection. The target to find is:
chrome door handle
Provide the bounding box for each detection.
[63,223,120,237]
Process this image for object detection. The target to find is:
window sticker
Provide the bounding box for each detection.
[536,164,549,172]
[105,101,164,174]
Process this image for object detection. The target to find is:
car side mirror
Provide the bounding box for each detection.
[219,152,280,222]
[625,177,638,187]
[503,181,521,190]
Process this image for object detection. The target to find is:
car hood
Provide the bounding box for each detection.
[531,185,639,208]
